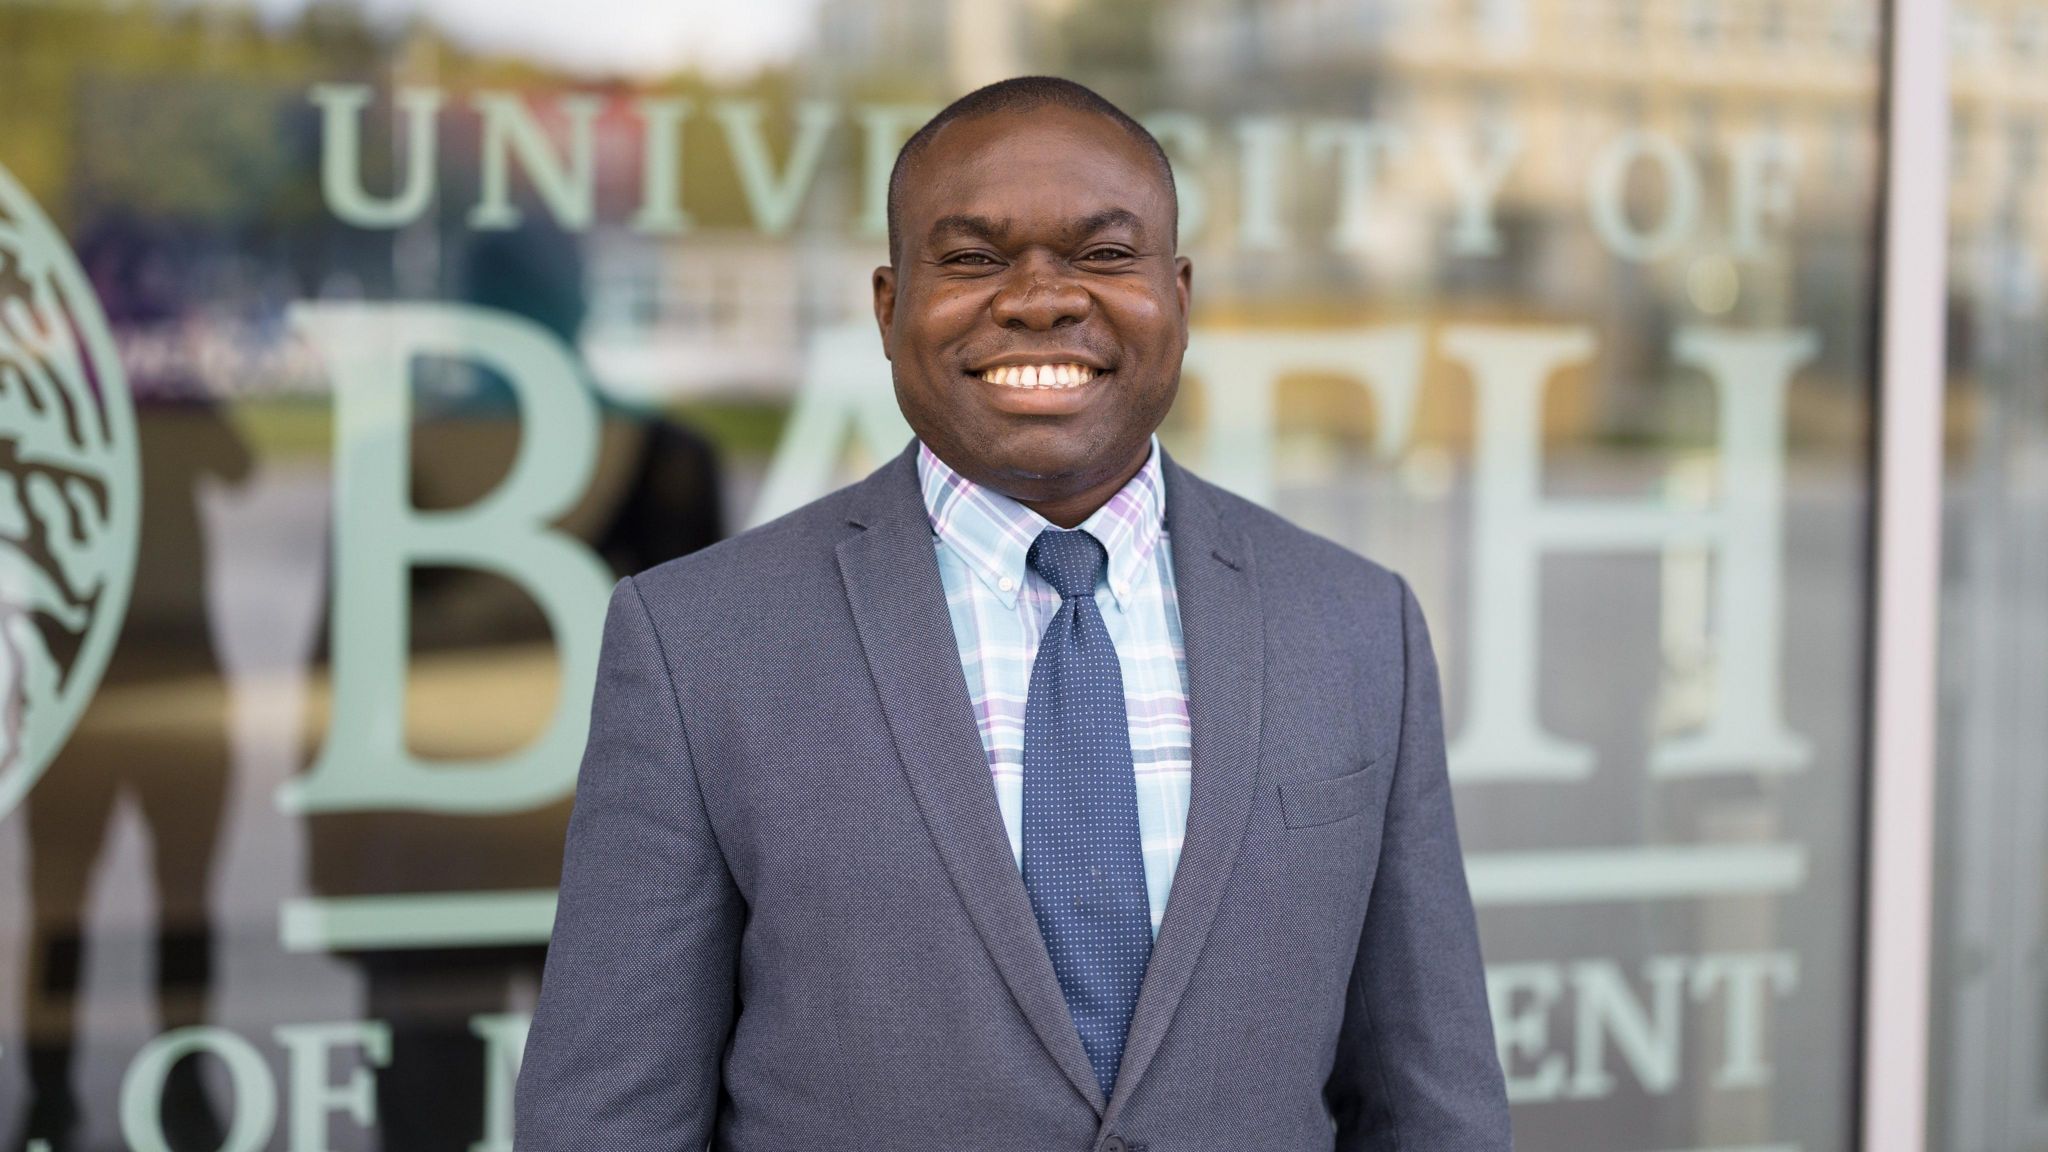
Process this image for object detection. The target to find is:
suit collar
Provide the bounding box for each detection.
[837,437,1265,1126]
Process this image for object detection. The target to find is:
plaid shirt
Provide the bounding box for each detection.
[916,434,1192,936]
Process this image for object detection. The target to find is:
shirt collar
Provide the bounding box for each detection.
[915,433,1167,612]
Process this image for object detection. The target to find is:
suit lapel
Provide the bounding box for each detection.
[1103,447,1265,1126]
[835,439,1108,1116]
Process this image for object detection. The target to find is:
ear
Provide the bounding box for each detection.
[871,265,898,360]
[1173,255,1193,330]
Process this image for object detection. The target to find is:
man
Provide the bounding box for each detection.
[515,76,1511,1151]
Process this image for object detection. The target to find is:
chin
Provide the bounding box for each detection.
[999,450,1141,504]
[985,431,1095,473]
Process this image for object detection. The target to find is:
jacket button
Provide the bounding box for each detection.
[1102,1137,1128,1152]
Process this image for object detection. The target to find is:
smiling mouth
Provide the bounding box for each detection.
[973,362,1103,390]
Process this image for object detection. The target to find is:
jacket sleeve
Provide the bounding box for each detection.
[1326,572,1512,1150]
[515,574,744,1150]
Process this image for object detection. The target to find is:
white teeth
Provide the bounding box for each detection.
[979,363,1098,389]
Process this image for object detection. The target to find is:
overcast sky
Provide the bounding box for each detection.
[242,0,826,79]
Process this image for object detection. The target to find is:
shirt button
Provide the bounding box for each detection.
[998,576,1015,591]
[1102,1137,1128,1152]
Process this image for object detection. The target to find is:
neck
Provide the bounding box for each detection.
[1018,442,1150,529]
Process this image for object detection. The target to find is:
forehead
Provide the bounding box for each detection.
[903,107,1172,238]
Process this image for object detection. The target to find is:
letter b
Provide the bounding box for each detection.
[280,303,613,814]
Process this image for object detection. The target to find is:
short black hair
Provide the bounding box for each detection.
[886,75,1177,265]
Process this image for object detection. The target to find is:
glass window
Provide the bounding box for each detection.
[0,2,1888,1148]
[1935,4,2048,1149]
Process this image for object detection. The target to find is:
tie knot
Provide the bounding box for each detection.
[1026,528,1108,602]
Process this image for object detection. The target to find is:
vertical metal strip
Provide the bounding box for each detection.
[1863,0,1949,1147]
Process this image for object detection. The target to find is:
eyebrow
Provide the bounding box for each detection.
[926,207,1149,247]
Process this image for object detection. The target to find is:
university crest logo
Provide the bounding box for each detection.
[0,161,141,817]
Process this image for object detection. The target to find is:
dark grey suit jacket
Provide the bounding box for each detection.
[515,438,1510,1151]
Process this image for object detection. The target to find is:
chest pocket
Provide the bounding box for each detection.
[1277,760,1380,828]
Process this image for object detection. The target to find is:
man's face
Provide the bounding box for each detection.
[873,106,1192,509]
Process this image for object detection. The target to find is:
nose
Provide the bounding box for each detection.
[988,254,1091,330]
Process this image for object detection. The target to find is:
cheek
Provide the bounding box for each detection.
[906,285,989,354]
[1102,286,1184,359]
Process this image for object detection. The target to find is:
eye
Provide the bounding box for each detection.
[1080,246,1135,262]
[945,251,999,266]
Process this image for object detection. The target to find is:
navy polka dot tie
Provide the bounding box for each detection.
[1020,527,1154,1102]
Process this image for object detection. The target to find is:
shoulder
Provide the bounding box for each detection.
[626,472,867,617]
[1170,461,1415,619]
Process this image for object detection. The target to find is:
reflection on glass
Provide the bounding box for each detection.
[1936,2,2048,1149]
[0,1,1886,1148]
